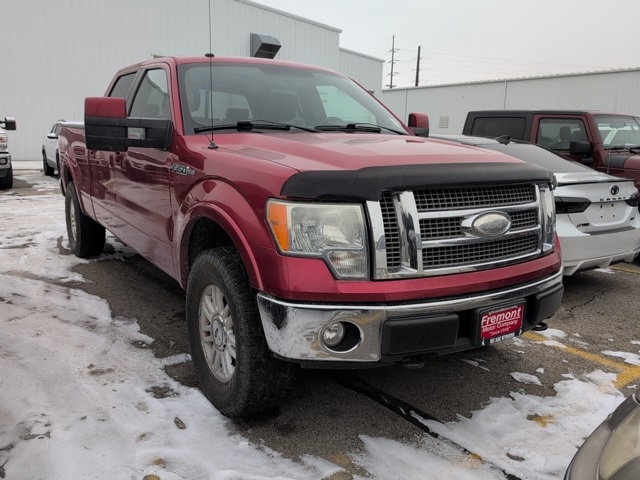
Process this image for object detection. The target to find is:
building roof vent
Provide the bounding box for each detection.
[250,33,281,59]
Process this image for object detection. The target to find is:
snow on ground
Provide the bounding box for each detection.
[0,171,630,479]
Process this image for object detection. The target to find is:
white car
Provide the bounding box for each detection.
[42,120,82,176]
[432,134,640,275]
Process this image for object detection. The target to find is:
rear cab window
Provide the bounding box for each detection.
[470,117,527,139]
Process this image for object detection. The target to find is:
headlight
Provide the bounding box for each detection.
[599,400,640,479]
[266,200,368,279]
[539,183,556,253]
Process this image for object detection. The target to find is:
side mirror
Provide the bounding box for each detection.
[407,112,429,137]
[569,140,591,155]
[47,133,58,139]
[1,117,16,130]
[85,97,171,152]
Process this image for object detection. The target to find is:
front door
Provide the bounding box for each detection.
[113,67,175,276]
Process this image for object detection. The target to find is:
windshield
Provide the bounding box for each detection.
[177,63,406,135]
[594,115,640,149]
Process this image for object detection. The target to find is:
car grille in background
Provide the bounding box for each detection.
[375,184,541,278]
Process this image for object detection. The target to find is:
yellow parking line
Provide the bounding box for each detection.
[523,331,640,389]
[611,264,640,275]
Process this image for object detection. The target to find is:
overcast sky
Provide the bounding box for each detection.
[253,0,640,88]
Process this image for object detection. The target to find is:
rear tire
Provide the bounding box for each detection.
[0,165,13,190]
[186,247,296,417]
[65,182,105,257]
[43,151,54,176]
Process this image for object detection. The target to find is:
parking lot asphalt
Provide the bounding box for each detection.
[7,167,640,479]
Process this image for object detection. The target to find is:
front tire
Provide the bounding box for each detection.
[0,165,13,190]
[186,247,296,417]
[65,182,105,257]
[43,151,54,176]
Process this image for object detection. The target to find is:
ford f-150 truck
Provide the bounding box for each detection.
[463,110,640,189]
[0,116,16,190]
[59,56,563,417]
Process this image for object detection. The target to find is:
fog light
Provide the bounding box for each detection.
[322,322,345,348]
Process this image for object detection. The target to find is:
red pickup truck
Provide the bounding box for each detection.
[463,110,640,189]
[59,56,563,417]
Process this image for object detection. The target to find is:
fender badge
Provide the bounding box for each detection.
[172,164,196,176]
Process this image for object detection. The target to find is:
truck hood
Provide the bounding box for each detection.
[622,154,640,170]
[604,152,640,171]
[206,131,525,171]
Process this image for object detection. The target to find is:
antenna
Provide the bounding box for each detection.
[207,0,218,149]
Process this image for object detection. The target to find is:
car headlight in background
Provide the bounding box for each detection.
[0,133,8,152]
[599,395,640,479]
[539,183,556,253]
[267,200,368,279]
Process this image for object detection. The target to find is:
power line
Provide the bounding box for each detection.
[386,35,399,89]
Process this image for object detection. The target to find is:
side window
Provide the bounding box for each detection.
[130,69,170,119]
[316,85,375,124]
[537,119,587,150]
[470,117,526,139]
[108,72,137,101]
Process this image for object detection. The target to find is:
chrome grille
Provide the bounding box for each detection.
[414,184,536,211]
[510,209,538,230]
[421,217,465,239]
[380,192,401,269]
[372,184,543,279]
[422,234,540,269]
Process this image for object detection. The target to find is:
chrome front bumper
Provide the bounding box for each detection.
[257,270,563,363]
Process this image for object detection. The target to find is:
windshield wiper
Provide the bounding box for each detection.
[194,120,317,134]
[314,122,405,134]
[606,145,640,154]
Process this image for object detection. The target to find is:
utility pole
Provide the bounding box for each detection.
[387,35,397,89]
[415,45,421,87]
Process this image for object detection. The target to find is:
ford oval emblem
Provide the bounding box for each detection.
[611,185,619,195]
[471,212,511,238]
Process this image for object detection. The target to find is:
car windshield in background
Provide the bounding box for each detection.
[594,115,640,149]
[481,143,593,174]
[177,63,406,135]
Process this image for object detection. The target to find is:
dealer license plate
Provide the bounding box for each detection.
[480,302,525,345]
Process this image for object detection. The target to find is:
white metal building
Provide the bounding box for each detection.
[3,0,383,160]
[381,68,640,135]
